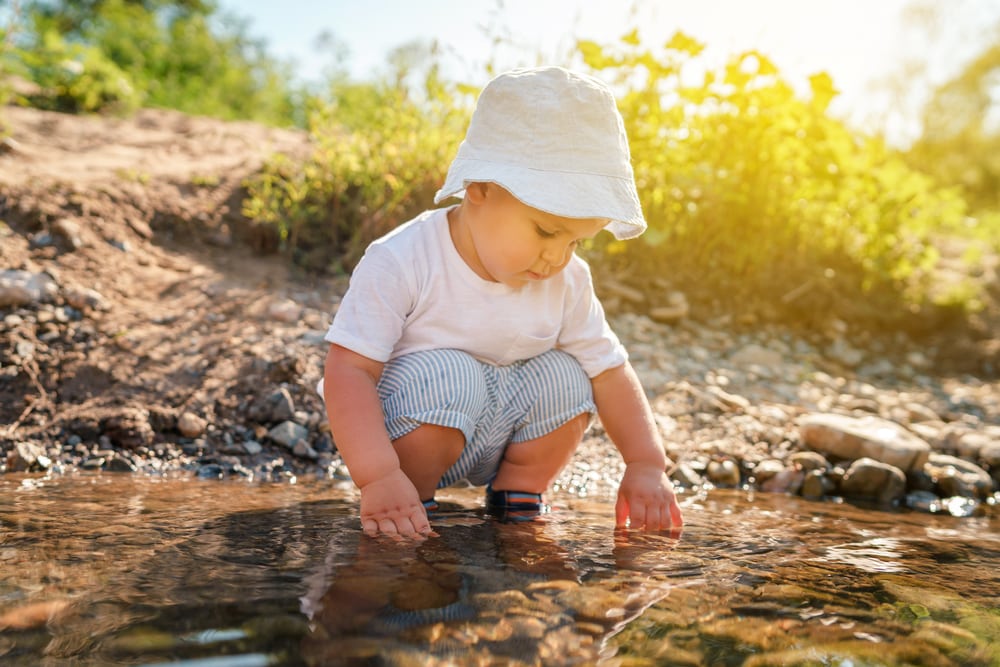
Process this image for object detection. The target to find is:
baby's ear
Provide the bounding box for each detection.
[465,181,489,203]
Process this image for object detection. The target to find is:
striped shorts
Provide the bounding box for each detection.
[377,348,596,487]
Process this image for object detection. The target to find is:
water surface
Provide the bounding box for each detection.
[1,475,998,665]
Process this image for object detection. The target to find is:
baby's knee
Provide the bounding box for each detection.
[523,350,593,404]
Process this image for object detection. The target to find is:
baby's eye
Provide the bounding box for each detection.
[535,225,557,238]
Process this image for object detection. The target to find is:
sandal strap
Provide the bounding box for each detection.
[422,498,440,512]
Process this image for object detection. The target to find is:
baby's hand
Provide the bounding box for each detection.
[615,462,683,533]
[358,469,435,540]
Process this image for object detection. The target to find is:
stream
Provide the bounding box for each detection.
[1,474,998,666]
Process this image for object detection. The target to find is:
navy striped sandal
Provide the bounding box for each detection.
[485,485,548,522]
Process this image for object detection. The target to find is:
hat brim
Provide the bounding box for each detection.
[433,158,646,241]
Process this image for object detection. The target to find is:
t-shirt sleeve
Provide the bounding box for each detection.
[557,260,628,377]
[324,244,411,362]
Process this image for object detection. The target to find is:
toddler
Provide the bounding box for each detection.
[321,66,683,539]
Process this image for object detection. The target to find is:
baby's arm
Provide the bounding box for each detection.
[591,362,683,532]
[323,344,433,539]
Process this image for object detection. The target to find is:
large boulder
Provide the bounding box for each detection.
[798,413,930,472]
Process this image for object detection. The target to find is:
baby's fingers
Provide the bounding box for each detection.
[615,495,630,528]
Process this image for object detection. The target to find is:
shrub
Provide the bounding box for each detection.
[18,27,140,113]
[577,31,971,328]
[243,70,471,273]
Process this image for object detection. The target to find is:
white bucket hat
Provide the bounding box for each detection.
[434,66,646,240]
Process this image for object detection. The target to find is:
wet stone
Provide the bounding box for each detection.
[840,457,907,504]
[707,459,741,487]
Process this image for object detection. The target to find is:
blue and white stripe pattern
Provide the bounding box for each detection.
[377,348,595,487]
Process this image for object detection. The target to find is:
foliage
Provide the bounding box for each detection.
[576,30,972,327]
[243,65,472,273]
[905,42,1000,251]
[17,26,141,113]
[7,0,297,123]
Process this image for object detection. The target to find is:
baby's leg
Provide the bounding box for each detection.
[490,349,595,497]
[392,424,465,501]
[490,412,589,494]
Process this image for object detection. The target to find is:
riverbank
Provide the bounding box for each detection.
[1,105,998,516]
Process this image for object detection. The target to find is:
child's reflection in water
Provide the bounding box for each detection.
[299,508,680,662]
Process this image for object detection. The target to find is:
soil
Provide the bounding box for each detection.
[1,104,331,473]
[1,103,998,488]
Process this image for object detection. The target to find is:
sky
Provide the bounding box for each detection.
[218,0,997,145]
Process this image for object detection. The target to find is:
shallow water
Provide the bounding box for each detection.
[0,475,998,666]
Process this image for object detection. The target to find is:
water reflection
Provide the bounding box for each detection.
[0,475,998,666]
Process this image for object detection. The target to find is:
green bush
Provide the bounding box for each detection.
[243,71,471,273]
[10,0,296,124]
[18,27,140,113]
[577,31,971,327]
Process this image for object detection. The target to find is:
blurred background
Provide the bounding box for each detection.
[2,0,999,340]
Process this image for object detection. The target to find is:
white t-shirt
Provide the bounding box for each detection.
[324,206,627,378]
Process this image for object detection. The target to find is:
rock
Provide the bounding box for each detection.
[788,451,830,472]
[177,412,208,438]
[903,402,940,423]
[670,463,705,489]
[760,467,805,495]
[729,344,784,369]
[268,299,302,323]
[51,218,84,249]
[63,285,108,311]
[6,442,50,472]
[101,409,155,449]
[839,458,907,505]
[197,463,225,479]
[0,136,22,154]
[800,470,834,500]
[905,490,941,512]
[268,421,309,449]
[827,337,865,367]
[293,441,318,460]
[601,279,645,304]
[0,270,58,307]
[955,432,1000,468]
[798,413,930,472]
[749,459,786,484]
[106,455,137,473]
[247,387,295,423]
[127,217,154,240]
[706,459,741,487]
[650,292,689,323]
[925,453,994,499]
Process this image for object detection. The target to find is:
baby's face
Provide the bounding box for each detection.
[462,184,606,288]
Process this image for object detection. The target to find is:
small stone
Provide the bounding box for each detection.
[268,421,309,449]
[707,459,741,487]
[177,412,207,438]
[293,441,318,460]
[267,299,301,323]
